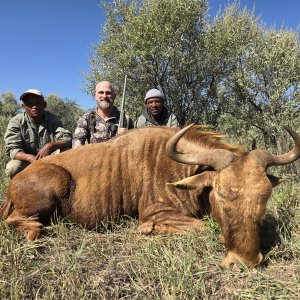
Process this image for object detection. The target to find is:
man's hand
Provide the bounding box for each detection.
[36,140,69,159]
[35,143,54,159]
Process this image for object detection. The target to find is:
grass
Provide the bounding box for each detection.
[1,187,299,299]
[0,147,299,299]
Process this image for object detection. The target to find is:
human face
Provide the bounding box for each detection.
[22,95,46,123]
[95,81,116,111]
[145,97,163,117]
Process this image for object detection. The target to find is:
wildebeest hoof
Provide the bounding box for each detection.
[138,221,155,235]
[25,229,41,241]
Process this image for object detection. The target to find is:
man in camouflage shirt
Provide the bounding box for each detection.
[4,89,72,178]
[73,81,133,147]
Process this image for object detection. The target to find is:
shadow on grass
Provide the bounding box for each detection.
[260,214,281,255]
[259,209,296,268]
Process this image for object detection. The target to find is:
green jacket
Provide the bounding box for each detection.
[134,106,180,128]
[4,111,72,159]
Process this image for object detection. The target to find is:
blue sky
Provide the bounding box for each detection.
[0,0,299,111]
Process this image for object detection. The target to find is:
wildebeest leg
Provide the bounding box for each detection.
[138,202,203,235]
[5,210,42,241]
[3,163,72,240]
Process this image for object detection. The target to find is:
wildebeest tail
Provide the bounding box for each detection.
[0,197,13,220]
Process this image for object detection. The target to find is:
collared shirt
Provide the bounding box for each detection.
[72,106,134,147]
[4,111,72,159]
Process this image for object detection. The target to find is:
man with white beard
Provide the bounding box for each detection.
[73,81,134,147]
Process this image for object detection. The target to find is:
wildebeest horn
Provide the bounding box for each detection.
[166,124,236,170]
[252,126,300,167]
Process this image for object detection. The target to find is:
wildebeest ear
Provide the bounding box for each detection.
[267,173,285,187]
[167,171,215,190]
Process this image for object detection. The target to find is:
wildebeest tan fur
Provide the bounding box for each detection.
[1,124,300,269]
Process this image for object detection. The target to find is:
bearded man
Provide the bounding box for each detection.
[73,81,134,147]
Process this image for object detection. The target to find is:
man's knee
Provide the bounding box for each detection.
[5,160,30,179]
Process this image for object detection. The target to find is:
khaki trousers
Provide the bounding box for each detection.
[5,149,61,179]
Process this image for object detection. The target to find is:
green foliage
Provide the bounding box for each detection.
[85,0,300,155]
[216,25,300,135]
[46,95,85,133]
[0,92,20,139]
[0,140,9,189]
[0,92,20,186]
[0,91,20,116]
[85,0,212,123]
[207,3,300,151]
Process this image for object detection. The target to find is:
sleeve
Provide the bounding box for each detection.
[54,127,72,148]
[49,114,72,148]
[134,115,145,128]
[72,115,89,148]
[4,116,24,159]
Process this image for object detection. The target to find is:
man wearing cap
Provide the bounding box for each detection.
[73,80,134,147]
[135,89,179,128]
[4,88,72,178]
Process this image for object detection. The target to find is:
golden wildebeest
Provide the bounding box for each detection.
[1,124,299,269]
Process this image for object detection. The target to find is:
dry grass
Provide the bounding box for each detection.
[0,146,299,299]
[0,181,299,299]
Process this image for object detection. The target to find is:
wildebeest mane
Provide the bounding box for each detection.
[182,125,244,153]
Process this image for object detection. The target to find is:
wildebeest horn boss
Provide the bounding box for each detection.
[1,124,300,269]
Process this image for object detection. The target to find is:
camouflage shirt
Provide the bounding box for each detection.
[73,107,134,147]
[4,111,72,159]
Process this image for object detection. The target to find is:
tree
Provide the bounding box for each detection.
[208,4,300,153]
[0,92,20,172]
[0,92,20,138]
[0,91,20,117]
[84,0,300,153]
[84,0,212,124]
[46,95,85,133]
[207,3,300,173]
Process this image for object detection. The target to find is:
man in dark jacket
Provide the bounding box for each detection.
[135,89,179,128]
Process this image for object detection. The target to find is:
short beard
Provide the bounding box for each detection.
[97,100,113,111]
